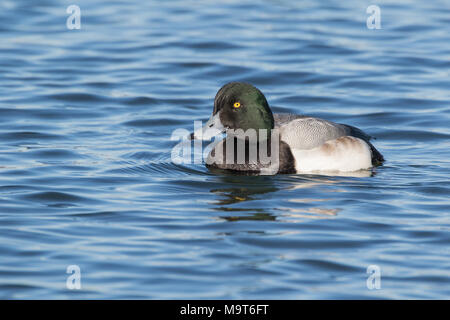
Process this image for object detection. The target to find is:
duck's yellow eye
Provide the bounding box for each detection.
[233,102,241,108]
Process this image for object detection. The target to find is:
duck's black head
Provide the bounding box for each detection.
[191,82,274,140]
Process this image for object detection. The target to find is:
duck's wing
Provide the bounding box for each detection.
[274,113,384,165]
[274,113,372,139]
[339,123,373,142]
[276,115,351,150]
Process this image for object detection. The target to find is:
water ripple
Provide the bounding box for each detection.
[0,0,448,299]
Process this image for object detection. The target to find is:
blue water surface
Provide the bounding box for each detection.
[0,0,449,299]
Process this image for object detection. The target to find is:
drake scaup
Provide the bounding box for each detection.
[191,82,384,174]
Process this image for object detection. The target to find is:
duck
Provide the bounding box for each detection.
[190,82,384,175]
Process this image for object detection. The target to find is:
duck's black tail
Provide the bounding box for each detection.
[368,142,385,166]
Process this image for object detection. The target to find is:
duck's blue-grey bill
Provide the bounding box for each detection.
[190,112,225,140]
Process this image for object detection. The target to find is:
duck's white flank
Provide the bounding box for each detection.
[290,136,373,173]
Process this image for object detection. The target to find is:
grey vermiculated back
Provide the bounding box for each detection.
[273,113,310,127]
[274,113,363,150]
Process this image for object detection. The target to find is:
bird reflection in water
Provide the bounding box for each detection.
[207,173,366,222]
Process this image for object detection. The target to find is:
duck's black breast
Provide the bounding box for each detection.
[205,136,296,174]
